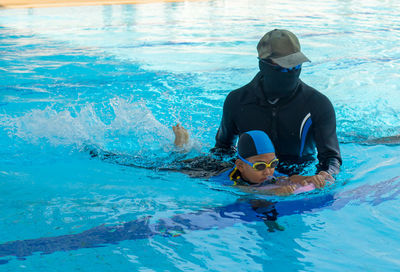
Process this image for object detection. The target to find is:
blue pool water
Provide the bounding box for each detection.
[1,0,400,270]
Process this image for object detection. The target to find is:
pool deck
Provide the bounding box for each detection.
[0,0,203,9]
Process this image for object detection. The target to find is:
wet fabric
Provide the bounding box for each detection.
[214,72,341,175]
[259,59,301,100]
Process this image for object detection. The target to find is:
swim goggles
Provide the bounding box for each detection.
[238,154,279,171]
[259,58,301,73]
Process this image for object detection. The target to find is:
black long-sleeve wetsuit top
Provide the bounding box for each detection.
[214,72,342,176]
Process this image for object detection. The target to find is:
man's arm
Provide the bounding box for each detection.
[212,93,239,155]
[312,94,342,176]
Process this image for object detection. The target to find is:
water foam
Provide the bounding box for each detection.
[0,97,174,154]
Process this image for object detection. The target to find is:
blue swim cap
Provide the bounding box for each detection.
[238,130,275,159]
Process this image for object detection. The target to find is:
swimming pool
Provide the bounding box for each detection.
[1,0,400,270]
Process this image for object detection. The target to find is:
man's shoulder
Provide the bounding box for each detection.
[297,81,335,119]
[299,80,333,105]
[225,73,261,103]
[227,82,253,98]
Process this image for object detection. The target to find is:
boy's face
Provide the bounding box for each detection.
[235,153,276,184]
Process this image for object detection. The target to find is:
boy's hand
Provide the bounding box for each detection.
[303,171,333,189]
[288,175,308,186]
[172,124,189,147]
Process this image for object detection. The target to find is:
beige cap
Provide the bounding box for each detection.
[257,29,311,68]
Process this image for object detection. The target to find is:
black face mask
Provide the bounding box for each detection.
[259,60,301,100]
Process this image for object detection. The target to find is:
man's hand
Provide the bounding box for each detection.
[172,124,189,147]
[303,171,333,189]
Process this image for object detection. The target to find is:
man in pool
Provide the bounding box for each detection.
[173,124,326,195]
[212,29,342,185]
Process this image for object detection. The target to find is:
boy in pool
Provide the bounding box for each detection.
[172,124,331,195]
[88,125,329,196]
[88,124,321,230]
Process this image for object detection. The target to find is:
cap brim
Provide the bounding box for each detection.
[271,51,311,68]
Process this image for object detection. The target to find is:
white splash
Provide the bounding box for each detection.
[0,97,174,153]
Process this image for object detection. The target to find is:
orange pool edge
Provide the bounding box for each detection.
[0,0,206,9]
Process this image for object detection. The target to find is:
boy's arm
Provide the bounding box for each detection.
[290,172,333,189]
[235,184,297,196]
[237,175,324,196]
[171,124,234,178]
[288,175,309,185]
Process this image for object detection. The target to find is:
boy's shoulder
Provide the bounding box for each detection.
[178,155,234,179]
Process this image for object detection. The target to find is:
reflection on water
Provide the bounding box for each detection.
[1,0,399,141]
[0,0,400,270]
